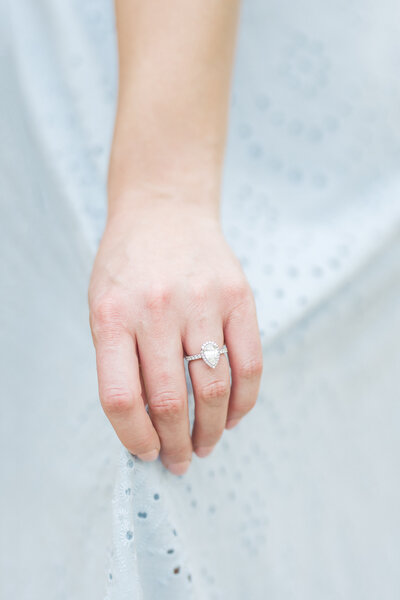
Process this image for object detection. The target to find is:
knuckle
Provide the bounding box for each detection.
[144,284,172,312]
[238,356,263,380]
[199,379,230,406]
[101,386,135,415]
[90,294,125,338]
[150,390,185,419]
[226,279,251,305]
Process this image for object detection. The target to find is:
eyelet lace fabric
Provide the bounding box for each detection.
[1,0,400,598]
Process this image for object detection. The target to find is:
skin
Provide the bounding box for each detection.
[89,0,263,476]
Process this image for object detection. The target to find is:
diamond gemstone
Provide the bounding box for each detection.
[201,341,220,368]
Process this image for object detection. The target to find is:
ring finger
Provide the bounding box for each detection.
[185,322,231,458]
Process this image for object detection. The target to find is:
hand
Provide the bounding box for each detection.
[88,198,263,475]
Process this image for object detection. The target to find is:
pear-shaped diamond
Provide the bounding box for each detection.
[201,341,220,368]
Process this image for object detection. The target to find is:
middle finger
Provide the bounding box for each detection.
[138,327,192,475]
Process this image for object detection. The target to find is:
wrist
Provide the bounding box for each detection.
[108,148,223,195]
[107,112,226,198]
[106,181,221,226]
[107,152,223,223]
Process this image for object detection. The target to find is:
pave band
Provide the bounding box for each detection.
[185,341,228,369]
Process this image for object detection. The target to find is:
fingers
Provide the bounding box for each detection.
[91,301,161,460]
[137,325,192,476]
[90,280,263,476]
[184,320,231,458]
[223,294,263,429]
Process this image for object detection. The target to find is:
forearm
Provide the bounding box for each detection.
[89,1,262,472]
[109,0,240,215]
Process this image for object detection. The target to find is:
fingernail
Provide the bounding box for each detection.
[225,418,241,430]
[167,460,191,476]
[195,446,214,458]
[137,449,159,462]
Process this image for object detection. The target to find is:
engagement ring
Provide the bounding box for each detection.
[184,341,228,369]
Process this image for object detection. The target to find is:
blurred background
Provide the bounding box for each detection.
[1,0,399,598]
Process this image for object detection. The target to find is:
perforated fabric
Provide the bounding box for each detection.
[1,1,400,598]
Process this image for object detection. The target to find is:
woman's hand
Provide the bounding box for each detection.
[89,197,263,475]
[90,0,254,475]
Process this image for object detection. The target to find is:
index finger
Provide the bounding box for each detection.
[93,322,161,461]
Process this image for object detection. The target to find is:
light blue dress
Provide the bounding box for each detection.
[1,1,400,598]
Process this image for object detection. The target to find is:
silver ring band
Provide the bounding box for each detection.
[185,340,228,369]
